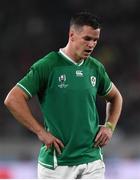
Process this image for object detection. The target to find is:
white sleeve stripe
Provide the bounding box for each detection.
[102,82,113,96]
[38,161,53,168]
[17,83,32,98]
[53,149,58,168]
[99,146,103,160]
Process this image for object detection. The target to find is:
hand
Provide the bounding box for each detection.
[94,126,113,147]
[37,129,64,154]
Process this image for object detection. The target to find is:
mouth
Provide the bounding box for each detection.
[84,50,92,53]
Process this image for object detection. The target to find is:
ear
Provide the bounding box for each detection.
[69,30,75,41]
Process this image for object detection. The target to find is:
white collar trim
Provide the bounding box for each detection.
[59,49,84,66]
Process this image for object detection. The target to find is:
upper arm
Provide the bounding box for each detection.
[4,85,30,104]
[97,63,112,96]
[104,83,122,103]
[17,59,49,98]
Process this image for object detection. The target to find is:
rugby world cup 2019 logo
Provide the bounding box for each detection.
[58,74,68,88]
[90,76,96,87]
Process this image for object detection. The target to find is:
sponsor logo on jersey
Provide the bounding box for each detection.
[58,74,68,88]
[76,70,83,77]
[90,76,96,87]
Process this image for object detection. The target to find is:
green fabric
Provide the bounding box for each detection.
[17,51,112,169]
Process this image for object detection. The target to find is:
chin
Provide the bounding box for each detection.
[83,55,90,59]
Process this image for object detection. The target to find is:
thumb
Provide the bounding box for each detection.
[95,130,102,142]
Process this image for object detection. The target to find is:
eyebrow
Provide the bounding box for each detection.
[83,36,99,41]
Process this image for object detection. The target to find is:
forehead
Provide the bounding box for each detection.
[76,25,100,37]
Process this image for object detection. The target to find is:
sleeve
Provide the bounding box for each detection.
[97,64,112,96]
[17,58,48,98]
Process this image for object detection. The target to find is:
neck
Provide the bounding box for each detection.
[62,44,83,63]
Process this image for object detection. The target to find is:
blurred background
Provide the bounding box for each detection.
[0,0,140,178]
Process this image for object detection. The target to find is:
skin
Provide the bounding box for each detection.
[4,24,123,154]
[95,83,122,147]
[63,25,100,62]
[4,86,64,154]
[63,25,123,147]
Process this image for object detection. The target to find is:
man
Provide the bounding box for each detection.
[4,12,123,179]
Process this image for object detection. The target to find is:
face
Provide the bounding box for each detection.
[70,25,100,60]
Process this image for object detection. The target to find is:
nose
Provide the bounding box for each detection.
[88,40,97,48]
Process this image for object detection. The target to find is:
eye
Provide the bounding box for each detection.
[83,36,92,41]
[93,38,98,42]
[83,36,98,42]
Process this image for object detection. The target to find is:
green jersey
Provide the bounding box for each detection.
[17,50,112,169]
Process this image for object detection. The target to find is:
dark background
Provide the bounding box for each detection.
[1,0,139,137]
[0,0,140,178]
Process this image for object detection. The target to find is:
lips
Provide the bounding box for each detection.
[84,50,92,53]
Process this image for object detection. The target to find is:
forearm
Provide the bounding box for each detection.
[4,87,64,153]
[4,87,44,136]
[95,84,122,147]
[105,89,123,129]
[9,100,43,134]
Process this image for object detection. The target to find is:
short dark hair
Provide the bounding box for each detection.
[70,12,101,30]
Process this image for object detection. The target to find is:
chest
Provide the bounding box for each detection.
[47,66,99,93]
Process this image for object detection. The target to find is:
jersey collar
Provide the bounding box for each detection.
[59,49,84,66]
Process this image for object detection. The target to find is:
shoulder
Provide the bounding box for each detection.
[34,51,59,66]
[87,56,104,70]
[32,51,60,70]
